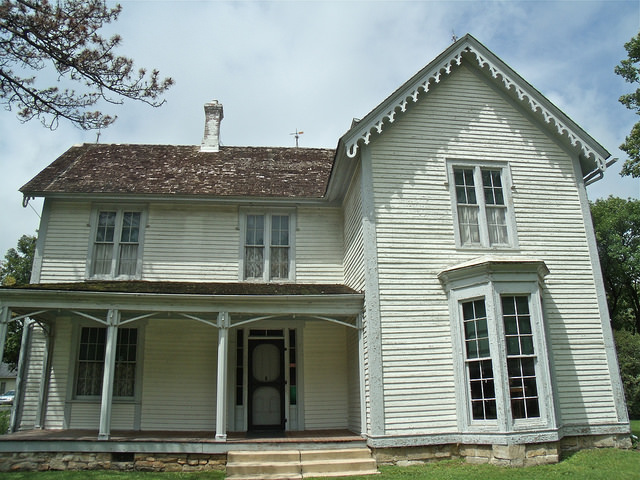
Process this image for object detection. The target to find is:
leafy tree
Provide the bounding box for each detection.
[0,234,35,368]
[614,330,640,418]
[0,0,173,130]
[590,197,640,333]
[616,31,640,177]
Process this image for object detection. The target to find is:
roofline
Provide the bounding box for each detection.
[338,34,611,175]
[0,288,364,316]
[20,192,342,207]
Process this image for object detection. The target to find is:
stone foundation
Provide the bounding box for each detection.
[0,433,632,471]
[0,452,226,472]
[373,433,633,467]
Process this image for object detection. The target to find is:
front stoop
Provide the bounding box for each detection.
[226,448,379,479]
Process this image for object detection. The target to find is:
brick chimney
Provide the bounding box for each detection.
[200,100,224,152]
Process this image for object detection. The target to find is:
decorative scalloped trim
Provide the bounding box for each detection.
[344,46,607,172]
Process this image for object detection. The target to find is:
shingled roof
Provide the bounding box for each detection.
[20,144,336,198]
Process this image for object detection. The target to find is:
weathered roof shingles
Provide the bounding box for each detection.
[21,144,336,198]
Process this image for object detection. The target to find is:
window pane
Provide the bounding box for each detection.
[246,215,264,245]
[458,206,480,245]
[271,215,289,246]
[118,244,139,276]
[486,206,508,245]
[244,246,264,278]
[96,212,116,242]
[454,168,477,205]
[502,296,540,419]
[121,212,141,243]
[481,169,504,206]
[270,246,289,279]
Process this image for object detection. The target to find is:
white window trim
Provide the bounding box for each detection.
[440,258,556,434]
[68,320,145,403]
[238,208,296,282]
[446,159,518,250]
[85,205,147,280]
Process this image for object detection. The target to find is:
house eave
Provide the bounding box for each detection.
[0,287,364,316]
[338,34,612,178]
[20,192,338,207]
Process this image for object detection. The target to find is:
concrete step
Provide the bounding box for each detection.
[226,447,378,479]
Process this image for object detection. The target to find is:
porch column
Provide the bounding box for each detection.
[215,311,230,441]
[11,318,32,433]
[35,324,53,429]
[357,313,367,436]
[0,306,10,366]
[98,309,119,440]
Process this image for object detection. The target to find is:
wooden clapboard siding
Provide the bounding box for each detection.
[343,165,365,291]
[140,319,217,431]
[143,205,239,281]
[39,201,91,283]
[303,322,348,429]
[296,207,344,283]
[367,63,617,433]
[44,318,72,429]
[17,325,46,430]
[68,402,135,429]
[346,326,360,432]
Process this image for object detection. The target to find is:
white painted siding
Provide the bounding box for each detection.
[143,205,239,281]
[44,318,72,429]
[17,325,46,430]
[39,201,91,283]
[141,319,217,431]
[346,327,360,432]
[303,322,348,429]
[296,207,344,283]
[343,166,365,291]
[68,402,135,429]
[367,64,617,434]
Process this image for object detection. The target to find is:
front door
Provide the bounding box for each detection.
[248,339,285,430]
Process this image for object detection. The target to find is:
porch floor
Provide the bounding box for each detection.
[0,429,366,454]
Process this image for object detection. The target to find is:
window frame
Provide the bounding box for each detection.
[239,209,296,282]
[441,259,555,434]
[70,322,144,402]
[86,205,147,280]
[446,160,518,249]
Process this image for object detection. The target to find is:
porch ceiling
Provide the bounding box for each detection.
[0,281,364,317]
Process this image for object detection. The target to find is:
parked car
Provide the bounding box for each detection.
[0,391,15,405]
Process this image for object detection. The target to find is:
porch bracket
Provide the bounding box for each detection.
[98,309,120,440]
[178,312,218,328]
[120,311,159,326]
[215,311,230,441]
[306,314,359,329]
[230,314,281,329]
[72,310,110,326]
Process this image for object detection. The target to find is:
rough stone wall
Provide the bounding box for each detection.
[373,434,633,467]
[0,452,226,472]
[0,434,633,471]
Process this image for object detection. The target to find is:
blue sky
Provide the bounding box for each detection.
[1,0,639,256]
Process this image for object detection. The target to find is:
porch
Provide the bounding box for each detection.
[0,428,366,454]
[0,281,366,443]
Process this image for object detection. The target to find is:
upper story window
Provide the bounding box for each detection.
[88,207,146,279]
[242,211,295,282]
[448,162,517,249]
[439,258,555,433]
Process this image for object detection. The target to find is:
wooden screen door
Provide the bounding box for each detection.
[248,339,285,430]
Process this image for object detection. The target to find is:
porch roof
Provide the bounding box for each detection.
[0,281,364,316]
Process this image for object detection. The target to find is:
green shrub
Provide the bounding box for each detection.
[614,330,640,418]
[0,409,9,435]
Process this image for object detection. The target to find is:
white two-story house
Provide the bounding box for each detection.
[0,34,630,468]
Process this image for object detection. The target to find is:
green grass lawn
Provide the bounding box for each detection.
[2,448,640,480]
